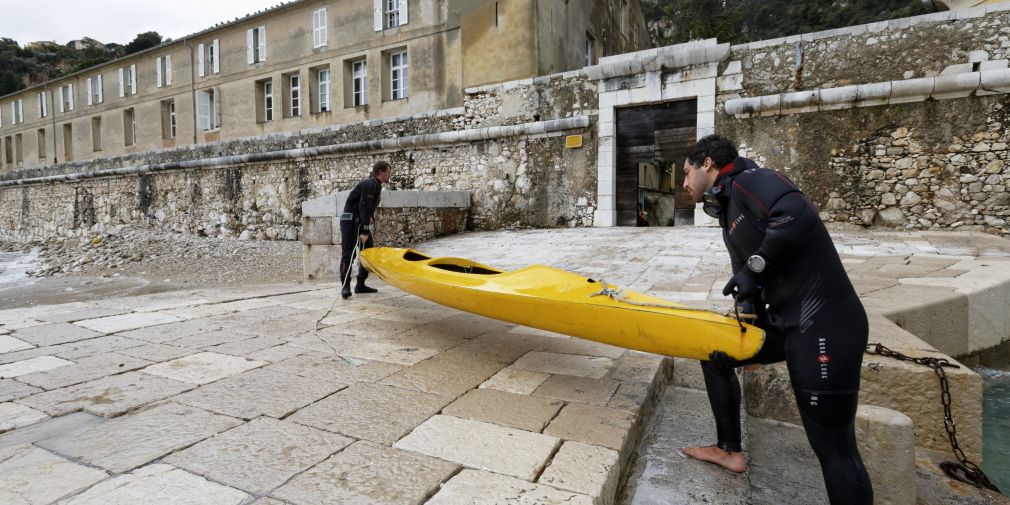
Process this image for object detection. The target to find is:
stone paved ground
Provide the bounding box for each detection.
[1,225,1009,505]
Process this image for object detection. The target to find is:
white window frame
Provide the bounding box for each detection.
[386,0,400,28]
[247,27,267,64]
[210,40,220,74]
[197,88,221,130]
[10,102,15,125]
[156,56,173,87]
[390,50,407,100]
[124,108,136,146]
[352,60,367,106]
[37,91,47,118]
[59,84,74,112]
[375,0,407,30]
[263,80,273,122]
[15,99,23,124]
[312,8,327,48]
[167,100,177,138]
[289,74,301,117]
[317,68,330,112]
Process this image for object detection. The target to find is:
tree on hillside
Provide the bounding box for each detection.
[124,31,163,55]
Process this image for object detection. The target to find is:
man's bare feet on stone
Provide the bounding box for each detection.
[682,445,748,473]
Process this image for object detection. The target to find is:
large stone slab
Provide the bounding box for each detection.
[204,335,287,356]
[426,469,593,505]
[59,463,250,505]
[53,335,146,360]
[115,318,226,344]
[142,352,267,385]
[164,417,352,495]
[534,374,620,406]
[265,354,403,384]
[74,312,183,334]
[544,404,638,458]
[378,353,506,398]
[18,372,193,417]
[337,340,441,366]
[0,356,73,379]
[116,343,195,362]
[10,323,103,346]
[394,415,561,481]
[272,440,460,505]
[0,335,32,354]
[0,402,48,432]
[290,383,448,444]
[38,402,242,473]
[173,368,344,420]
[538,441,621,505]
[480,366,551,394]
[17,353,152,390]
[443,388,564,432]
[512,351,615,379]
[0,379,41,402]
[0,444,108,505]
[534,337,626,359]
[0,412,103,449]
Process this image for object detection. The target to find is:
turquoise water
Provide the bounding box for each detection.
[979,367,1010,492]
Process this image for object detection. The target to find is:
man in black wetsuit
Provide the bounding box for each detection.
[339,160,392,299]
[679,135,872,504]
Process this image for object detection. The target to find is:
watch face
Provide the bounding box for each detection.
[748,255,765,272]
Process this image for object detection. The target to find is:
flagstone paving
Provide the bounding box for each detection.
[0,226,1008,504]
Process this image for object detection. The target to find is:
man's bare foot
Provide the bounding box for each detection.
[682,445,748,473]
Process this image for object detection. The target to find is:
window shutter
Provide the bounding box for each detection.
[97,75,103,103]
[165,55,172,85]
[130,65,137,95]
[399,0,408,25]
[67,83,74,110]
[374,0,382,31]
[10,103,14,125]
[312,10,320,47]
[197,90,210,130]
[18,99,23,122]
[156,57,162,87]
[213,88,221,128]
[119,68,125,97]
[246,30,254,64]
[58,87,64,113]
[38,93,43,117]
[87,78,93,105]
[198,43,206,76]
[258,27,266,61]
[42,91,47,116]
[212,39,220,73]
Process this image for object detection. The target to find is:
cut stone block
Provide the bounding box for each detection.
[165,417,352,495]
[426,469,593,505]
[301,216,334,245]
[394,415,561,481]
[301,194,339,218]
[606,351,670,384]
[142,352,267,385]
[115,318,226,344]
[0,402,48,432]
[304,244,341,280]
[0,379,41,402]
[117,343,196,362]
[290,382,448,445]
[379,353,506,398]
[855,405,915,505]
[273,440,459,505]
[0,356,73,379]
[544,404,637,456]
[17,371,193,417]
[0,335,32,354]
[512,351,615,379]
[74,312,183,334]
[17,353,152,390]
[173,368,344,420]
[443,388,564,432]
[534,374,619,406]
[0,411,102,449]
[10,323,103,346]
[534,337,626,359]
[538,441,620,505]
[59,463,250,505]
[54,335,146,360]
[266,354,403,384]
[38,307,131,324]
[607,382,650,413]
[338,340,441,366]
[480,366,551,395]
[0,444,108,505]
[38,402,242,473]
[204,335,287,356]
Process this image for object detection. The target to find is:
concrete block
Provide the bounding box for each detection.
[855,405,915,505]
[304,244,341,280]
[538,441,620,505]
[428,469,593,505]
[59,464,250,505]
[142,351,267,385]
[819,85,858,110]
[301,194,339,217]
[932,72,980,100]
[300,216,332,245]
[0,444,108,505]
[395,415,561,481]
[890,77,935,104]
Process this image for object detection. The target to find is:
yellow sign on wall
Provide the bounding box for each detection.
[565,134,583,149]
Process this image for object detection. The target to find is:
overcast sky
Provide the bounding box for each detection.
[0,0,288,45]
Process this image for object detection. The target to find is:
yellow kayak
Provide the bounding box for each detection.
[359,247,765,361]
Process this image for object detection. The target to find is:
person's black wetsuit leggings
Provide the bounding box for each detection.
[339,218,373,288]
[699,297,872,504]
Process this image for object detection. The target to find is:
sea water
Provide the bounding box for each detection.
[0,249,40,291]
[979,367,1010,491]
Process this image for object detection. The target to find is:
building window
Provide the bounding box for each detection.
[288,74,301,117]
[3,137,11,165]
[156,56,173,87]
[386,0,400,28]
[58,84,74,112]
[92,116,102,151]
[161,100,176,139]
[312,8,327,48]
[123,108,136,146]
[37,129,46,160]
[63,123,73,161]
[258,79,274,122]
[247,27,267,64]
[197,88,221,130]
[390,50,408,100]
[13,134,22,165]
[586,33,594,67]
[315,67,330,112]
[198,40,220,76]
[11,100,23,124]
[86,76,103,105]
[375,0,407,30]
[37,91,48,118]
[119,65,136,97]
[352,60,367,106]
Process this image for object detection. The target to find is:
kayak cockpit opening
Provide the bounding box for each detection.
[428,258,504,275]
[404,251,431,261]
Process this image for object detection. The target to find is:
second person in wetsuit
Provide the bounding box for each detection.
[680,135,872,505]
[339,160,392,299]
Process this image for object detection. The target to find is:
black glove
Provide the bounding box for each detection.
[722,269,760,302]
[708,350,740,370]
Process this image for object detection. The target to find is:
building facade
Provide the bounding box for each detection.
[0,0,648,174]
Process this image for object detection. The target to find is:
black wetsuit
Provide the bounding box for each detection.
[703,157,872,504]
[339,175,382,287]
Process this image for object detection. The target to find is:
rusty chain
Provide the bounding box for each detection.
[865,343,1001,493]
